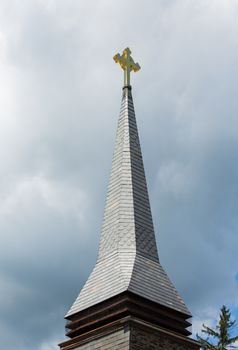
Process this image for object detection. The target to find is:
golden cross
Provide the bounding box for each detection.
[113,47,140,87]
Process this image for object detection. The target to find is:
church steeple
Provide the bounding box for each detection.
[59,49,200,350]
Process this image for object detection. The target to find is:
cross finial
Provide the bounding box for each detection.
[113,47,140,87]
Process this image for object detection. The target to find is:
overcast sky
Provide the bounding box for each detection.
[0,0,238,349]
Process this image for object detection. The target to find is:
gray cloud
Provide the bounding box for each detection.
[0,0,237,349]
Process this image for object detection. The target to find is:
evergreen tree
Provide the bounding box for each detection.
[197,305,238,350]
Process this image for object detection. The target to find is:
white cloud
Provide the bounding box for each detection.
[39,340,58,350]
[0,175,88,221]
[192,307,219,336]
[157,160,194,197]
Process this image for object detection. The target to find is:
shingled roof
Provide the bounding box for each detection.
[66,86,191,318]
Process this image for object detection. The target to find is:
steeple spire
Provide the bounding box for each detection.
[65,51,190,319]
[98,86,159,263]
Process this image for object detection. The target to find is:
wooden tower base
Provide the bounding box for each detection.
[59,292,200,350]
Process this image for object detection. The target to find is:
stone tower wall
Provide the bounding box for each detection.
[130,323,197,350]
[74,326,130,350]
[70,320,199,350]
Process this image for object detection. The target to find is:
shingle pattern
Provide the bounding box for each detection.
[66,87,190,318]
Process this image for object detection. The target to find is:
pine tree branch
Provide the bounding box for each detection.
[202,324,220,338]
[197,335,217,350]
[227,335,238,345]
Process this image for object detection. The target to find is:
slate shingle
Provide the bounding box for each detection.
[66,87,190,318]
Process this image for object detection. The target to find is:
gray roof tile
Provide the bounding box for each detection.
[66,87,191,318]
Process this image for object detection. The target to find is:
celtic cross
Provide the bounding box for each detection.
[113,47,140,87]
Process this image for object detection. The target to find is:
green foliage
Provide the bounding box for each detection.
[197,306,238,350]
